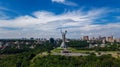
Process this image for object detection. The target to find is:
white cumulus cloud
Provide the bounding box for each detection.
[0,8,120,38]
[51,0,78,6]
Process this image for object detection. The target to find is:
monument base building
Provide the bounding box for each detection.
[60,42,66,48]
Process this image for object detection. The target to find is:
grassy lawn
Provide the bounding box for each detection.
[51,47,63,53]
[67,47,94,53]
[51,47,94,53]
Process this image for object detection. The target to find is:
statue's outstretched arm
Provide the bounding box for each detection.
[60,29,63,34]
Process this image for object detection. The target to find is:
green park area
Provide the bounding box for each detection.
[51,47,120,58]
[0,40,120,67]
[51,47,93,53]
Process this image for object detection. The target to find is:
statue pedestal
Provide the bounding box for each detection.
[61,49,71,53]
[60,42,66,48]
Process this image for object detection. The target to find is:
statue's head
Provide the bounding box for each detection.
[65,30,67,33]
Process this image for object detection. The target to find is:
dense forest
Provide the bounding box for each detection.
[0,41,54,67]
[1,52,120,67]
[30,55,120,67]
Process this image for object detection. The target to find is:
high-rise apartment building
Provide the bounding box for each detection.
[107,36,114,42]
[83,36,89,40]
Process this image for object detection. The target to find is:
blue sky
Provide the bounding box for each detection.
[0,0,120,39]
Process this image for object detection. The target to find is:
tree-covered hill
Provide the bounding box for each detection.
[30,55,120,67]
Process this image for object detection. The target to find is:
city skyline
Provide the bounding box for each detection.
[0,0,120,38]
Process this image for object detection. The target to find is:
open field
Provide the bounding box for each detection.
[51,47,120,58]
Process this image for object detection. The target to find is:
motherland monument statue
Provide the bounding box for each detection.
[60,30,67,49]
